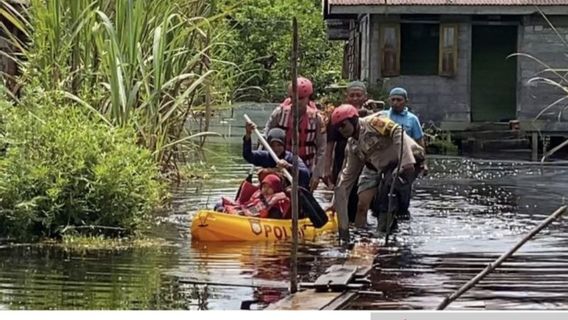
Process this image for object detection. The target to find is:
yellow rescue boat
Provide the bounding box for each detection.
[191,210,338,241]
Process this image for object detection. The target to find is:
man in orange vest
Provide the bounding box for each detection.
[263,76,326,191]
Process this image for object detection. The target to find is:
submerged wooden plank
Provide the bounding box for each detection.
[178,278,288,289]
[314,265,358,292]
[344,243,379,266]
[265,290,359,310]
[354,266,373,278]
[321,291,358,310]
[265,290,343,310]
[299,282,365,290]
[268,243,379,310]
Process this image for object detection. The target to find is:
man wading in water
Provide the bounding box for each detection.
[323,81,379,223]
[329,105,424,241]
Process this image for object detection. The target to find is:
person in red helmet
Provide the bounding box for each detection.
[217,173,291,219]
[322,81,378,224]
[263,76,326,191]
[330,104,424,241]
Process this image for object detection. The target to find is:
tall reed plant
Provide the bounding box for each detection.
[0,0,234,173]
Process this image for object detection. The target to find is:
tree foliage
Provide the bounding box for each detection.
[218,0,343,102]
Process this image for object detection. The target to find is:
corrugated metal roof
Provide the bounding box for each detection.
[329,0,568,5]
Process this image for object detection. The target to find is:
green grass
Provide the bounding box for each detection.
[50,235,170,252]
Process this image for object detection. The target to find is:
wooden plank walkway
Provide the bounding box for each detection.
[265,291,345,310]
[266,243,378,310]
[313,265,358,292]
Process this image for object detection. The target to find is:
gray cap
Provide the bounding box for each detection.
[347,81,367,92]
[267,128,286,146]
[389,87,408,99]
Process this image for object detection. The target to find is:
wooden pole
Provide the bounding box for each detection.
[436,205,567,310]
[290,17,300,294]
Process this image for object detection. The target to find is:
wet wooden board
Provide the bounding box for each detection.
[299,282,365,290]
[354,266,373,278]
[264,290,359,310]
[178,278,288,289]
[313,265,358,292]
[344,243,379,266]
[267,243,379,310]
[321,291,358,310]
[265,290,343,310]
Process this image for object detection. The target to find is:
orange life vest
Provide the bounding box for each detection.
[276,100,319,168]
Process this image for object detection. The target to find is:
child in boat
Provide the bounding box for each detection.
[215,174,291,219]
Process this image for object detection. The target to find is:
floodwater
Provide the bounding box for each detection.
[0,142,567,310]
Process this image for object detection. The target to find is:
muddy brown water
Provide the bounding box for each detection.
[0,142,567,310]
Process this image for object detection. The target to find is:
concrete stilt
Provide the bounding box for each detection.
[531,132,538,162]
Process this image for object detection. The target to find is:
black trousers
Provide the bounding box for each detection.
[371,168,416,218]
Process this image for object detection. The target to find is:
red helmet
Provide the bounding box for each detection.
[261,173,283,193]
[331,104,359,126]
[297,77,313,99]
[287,77,313,99]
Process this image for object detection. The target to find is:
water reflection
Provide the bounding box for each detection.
[0,245,191,310]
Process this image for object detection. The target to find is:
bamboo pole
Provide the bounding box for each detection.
[436,205,567,310]
[290,17,300,295]
[541,138,568,163]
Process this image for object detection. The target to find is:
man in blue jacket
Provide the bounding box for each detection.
[386,87,425,148]
[243,122,311,189]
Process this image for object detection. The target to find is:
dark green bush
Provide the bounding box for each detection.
[0,95,164,240]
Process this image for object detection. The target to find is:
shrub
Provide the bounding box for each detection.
[0,94,165,240]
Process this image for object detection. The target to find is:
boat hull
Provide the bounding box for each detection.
[191,210,338,241]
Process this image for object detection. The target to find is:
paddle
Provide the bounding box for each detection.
[243,114,328,228]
